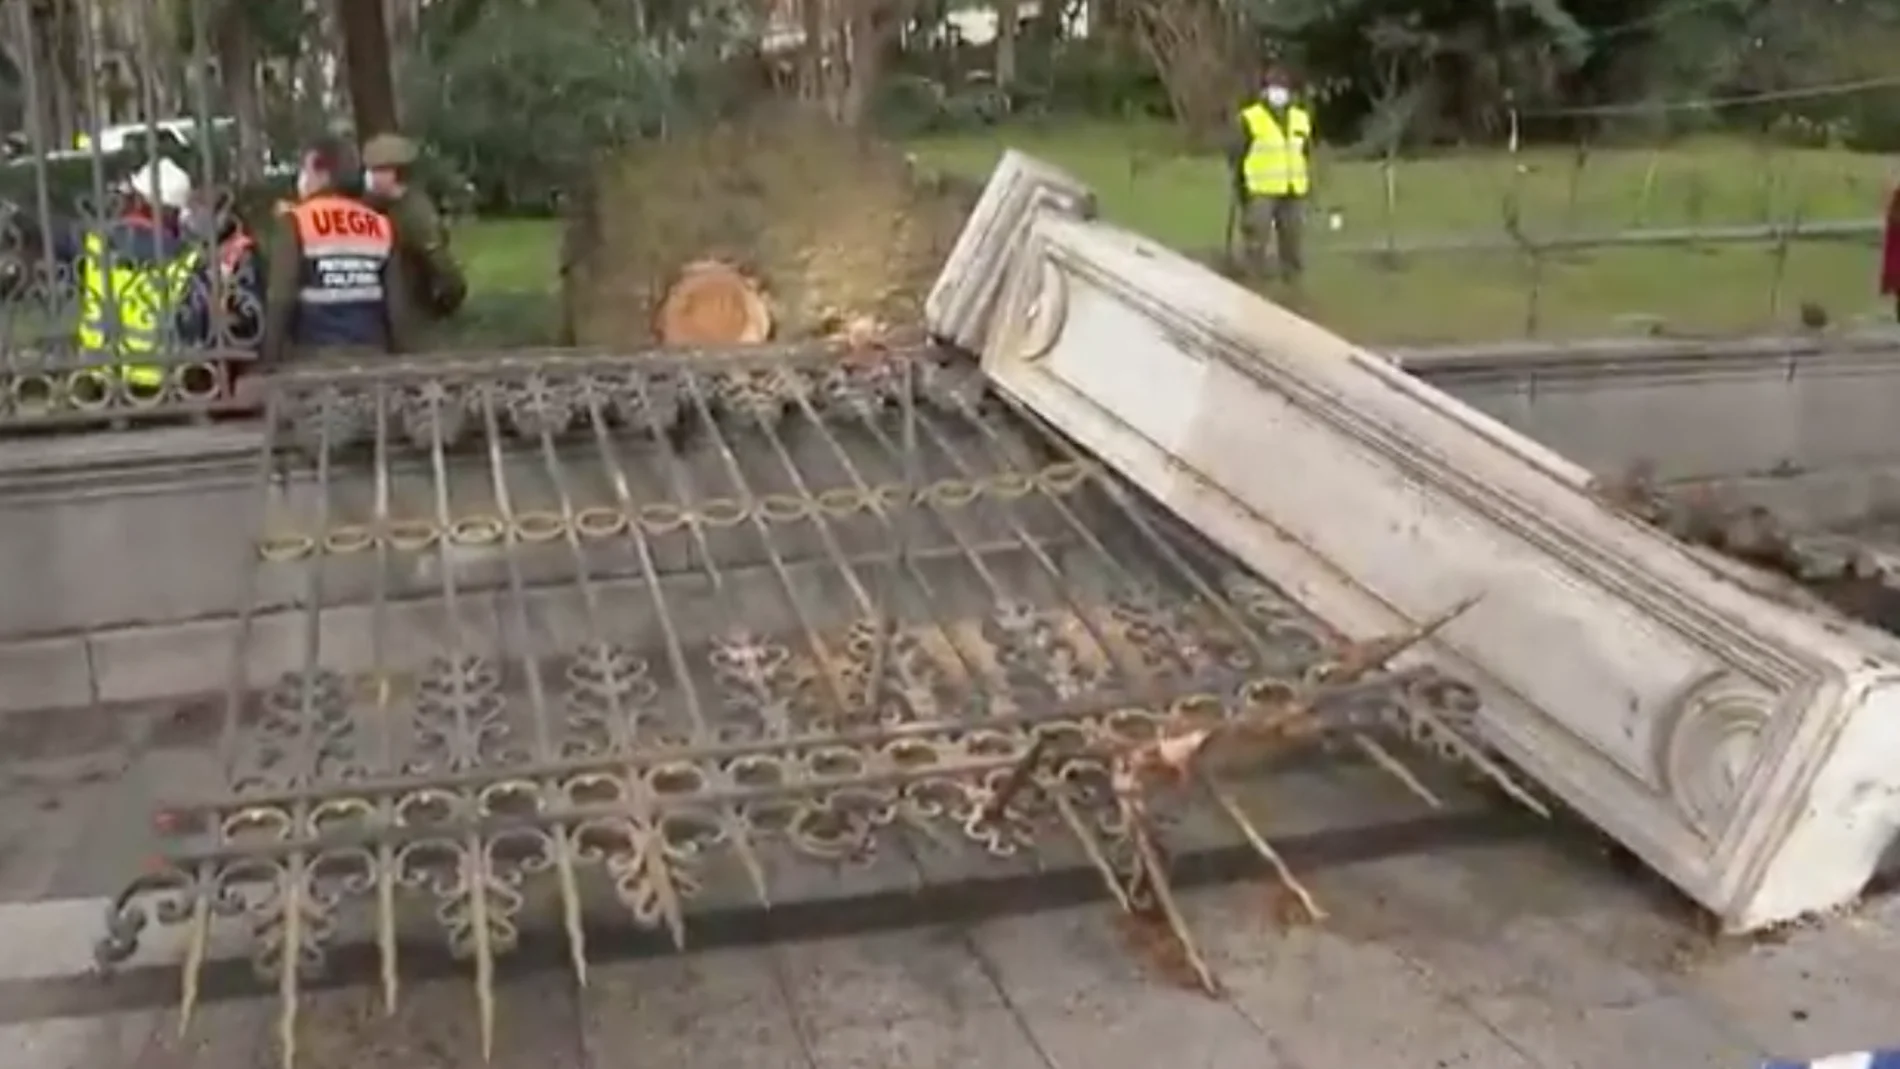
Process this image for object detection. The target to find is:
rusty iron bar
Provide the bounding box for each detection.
[152,662,1437,827]
[97,346,1536,1066]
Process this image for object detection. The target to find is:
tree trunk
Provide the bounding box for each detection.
[388,0,421,85]
[1089,0,1104,38]
[288,0,334,123]
[214,10,265,183]
[1129,0,1243,145]
[1034,0,1061,42]
[5,9,61,150]
[800,0,825,101]
[820,0,847,122]
[840,0,903,128]
[337,0,397,137]
[840,0,876,127]
[996,0,1018,87]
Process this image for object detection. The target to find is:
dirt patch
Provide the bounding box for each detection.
[561,105,981,347]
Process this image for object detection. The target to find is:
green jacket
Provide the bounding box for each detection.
[370,186,467,322]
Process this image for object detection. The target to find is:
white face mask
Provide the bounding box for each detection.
[295,169,320,199]
[1264,86,1291,107]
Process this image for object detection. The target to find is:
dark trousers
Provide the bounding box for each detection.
[1242,194,1305,281]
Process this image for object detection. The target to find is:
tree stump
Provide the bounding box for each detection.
[652,260,773,345]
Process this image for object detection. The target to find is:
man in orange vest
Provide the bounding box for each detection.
[261,135,416,366]
[1228,68,1316,285]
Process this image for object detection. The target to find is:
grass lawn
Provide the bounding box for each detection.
[451,120,1900,346]
[455,217,563,296]
[446,216,567,347]
[909,120,1895,245]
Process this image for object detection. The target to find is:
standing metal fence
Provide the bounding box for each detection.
[1,0,263,428]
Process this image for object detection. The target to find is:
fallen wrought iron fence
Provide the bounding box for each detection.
[94,343,1543,1066]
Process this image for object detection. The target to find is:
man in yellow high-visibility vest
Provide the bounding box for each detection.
[1229,69,1315,284]
[73,159,202,399]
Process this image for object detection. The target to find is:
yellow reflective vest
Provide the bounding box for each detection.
[1239,103,1313,197]
[77,230,201,390]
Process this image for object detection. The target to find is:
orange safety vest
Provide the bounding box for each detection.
[289,194,394,349]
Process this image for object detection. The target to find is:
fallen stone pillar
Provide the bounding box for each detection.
[928,153,1900,931]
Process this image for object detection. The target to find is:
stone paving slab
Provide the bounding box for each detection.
[4,833,1898,1068]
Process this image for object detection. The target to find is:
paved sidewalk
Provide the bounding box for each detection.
[3,830,1896,1069]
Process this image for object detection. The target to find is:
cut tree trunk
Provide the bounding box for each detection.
[653,260,773,346]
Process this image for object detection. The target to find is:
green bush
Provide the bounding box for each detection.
[871,74,955,138]
[1837,91,1900,153]
[870,74,1012,138]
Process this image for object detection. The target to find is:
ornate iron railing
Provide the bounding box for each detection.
[94,344,1543,1066]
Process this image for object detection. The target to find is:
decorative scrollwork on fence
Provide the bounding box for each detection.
[96,344,1547,1068]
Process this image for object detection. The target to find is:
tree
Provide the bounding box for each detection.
[996,0,1019,87]
[337,0,396,136]
[1232,0,1598,145]
[0,31,25,135]
[402,0,734,210]
[1124,0,1252,142]
[205,0,269,181]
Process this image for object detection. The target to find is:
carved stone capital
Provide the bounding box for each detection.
[1658,671,1775,835]
[925,150,1093,355]
[991,241,1070,364]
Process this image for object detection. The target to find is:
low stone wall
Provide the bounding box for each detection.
[1402,334,1900,528]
